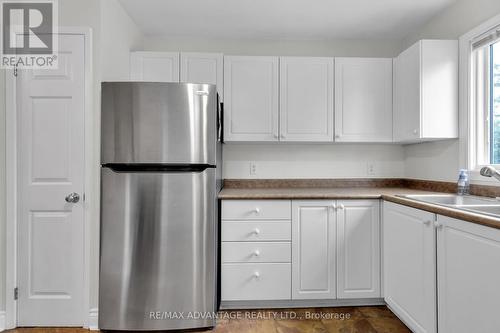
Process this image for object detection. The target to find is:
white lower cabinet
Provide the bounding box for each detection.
[437,215,500,333]
[220,199,382,304]
[222,263,291,301]
[383,202,437,333]
[291,200,337,299]
[336,200,380,299]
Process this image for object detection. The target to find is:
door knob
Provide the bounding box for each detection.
[65,192,80,203]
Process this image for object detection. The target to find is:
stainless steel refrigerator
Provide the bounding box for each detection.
[99,82,222,331]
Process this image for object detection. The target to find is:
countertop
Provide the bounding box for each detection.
[219,186,500,230]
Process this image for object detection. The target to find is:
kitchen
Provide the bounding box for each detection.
[1,0,500,332]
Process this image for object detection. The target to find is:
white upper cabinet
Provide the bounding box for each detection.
[393,40,458,143]
[336,200,380,299]
[130,51,180,82]
[280,57,334,142]
[383,202,437,333]
[335,58,393,142]
[224,56,279,142]
[180,52,223,100]
[291,200,336,299]
[437,216,500,333]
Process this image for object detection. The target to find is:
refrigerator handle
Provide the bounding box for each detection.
[217,94,224,143]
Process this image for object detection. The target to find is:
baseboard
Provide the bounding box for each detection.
[220,298,385,310]
[86,308,98,331]
[0,311,6,332]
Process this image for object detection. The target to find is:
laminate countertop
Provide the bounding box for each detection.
[218,186,500,230]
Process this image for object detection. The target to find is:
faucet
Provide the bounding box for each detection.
[480,166,500,181]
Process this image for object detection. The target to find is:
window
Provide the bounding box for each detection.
[470,27,500,168]
[491,42,500,163]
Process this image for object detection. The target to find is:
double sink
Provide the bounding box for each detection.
[399,194,500,219]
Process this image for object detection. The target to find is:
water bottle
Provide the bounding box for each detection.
[457,169,470,195]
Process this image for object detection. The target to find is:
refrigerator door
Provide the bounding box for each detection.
[101,82,217,165]
[99,167,216,330]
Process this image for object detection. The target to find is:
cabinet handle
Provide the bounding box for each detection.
[253,250,260,257]
[253,272,260,278]
[253,228,261,235]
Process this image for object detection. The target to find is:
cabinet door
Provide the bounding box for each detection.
[437,216,500,333]
[336,200,380,299]
[335,58,393,142]
[130,52,180,82]
[383,202,436,333]
[393,43,420,142]
[280,57,334,142]
[224,56,279,142]
[180,52,223,100]
[292,201,336,299]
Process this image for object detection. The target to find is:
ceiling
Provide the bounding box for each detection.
[119,0,456,40]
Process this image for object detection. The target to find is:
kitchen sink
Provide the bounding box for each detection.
[399,194,500,206]
[459,205,500,217]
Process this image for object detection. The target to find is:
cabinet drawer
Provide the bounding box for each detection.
[222,221,291,241]
[221,263,291,301]
[222,200,291,220]
[222,242,291,263]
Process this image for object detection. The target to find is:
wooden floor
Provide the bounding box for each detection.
[6,306,410,333]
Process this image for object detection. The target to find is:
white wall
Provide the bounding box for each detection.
[143,36,403,57]
[0,69,5,319]
[100,0,143,81]
[224,144,405,179]
[402,0,500,182]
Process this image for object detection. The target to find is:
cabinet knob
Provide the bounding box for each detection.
[413,129,418,135]
[273,134,279,139]
[434,221,442,229]
[423,220,431,225]
[253,228,261,235]
[253,250,260,257]
[330,204,337,210]
[338,204,345,210]
[253,272,260,278]
[335,134,340,139]
[280,134,286,139]
[252,207,261,214]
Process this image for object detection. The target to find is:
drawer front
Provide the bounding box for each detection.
[222,221,291,241]
[222,242,291,263]
[221,263,291,301]
[222,200,291,220]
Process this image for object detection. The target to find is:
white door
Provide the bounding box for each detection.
[383,202,436,333]
[279,57,334,142]
[223,56,279,142]
[292,201,336,299]
[393,43,421,142]
[130,51,180,82]
[335,58,393,142]
[17,34,85,326]
[180,52,223,99]
[437,215,500,333]
[336,200,380,299]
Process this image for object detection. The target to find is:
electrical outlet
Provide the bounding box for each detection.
[250,162,257,176]
[367,163,376,176]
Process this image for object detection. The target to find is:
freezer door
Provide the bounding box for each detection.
[101,82,217,165]
[99,167,216,330]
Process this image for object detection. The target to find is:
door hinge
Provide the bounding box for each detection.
[14,287,18,300]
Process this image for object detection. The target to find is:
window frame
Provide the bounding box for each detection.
[463,16,500,181]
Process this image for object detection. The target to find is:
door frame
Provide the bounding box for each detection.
[5,27,94,329]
